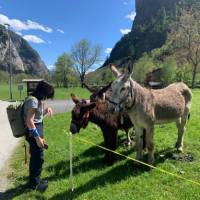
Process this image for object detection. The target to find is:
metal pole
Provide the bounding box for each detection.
[69,132,74,192]
[4,23,13,100]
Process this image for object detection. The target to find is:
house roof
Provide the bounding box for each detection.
[22,79,44,83]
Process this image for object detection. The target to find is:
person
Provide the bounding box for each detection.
[23,80,54,191]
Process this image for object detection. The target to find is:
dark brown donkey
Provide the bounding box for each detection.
[70,92,133,165]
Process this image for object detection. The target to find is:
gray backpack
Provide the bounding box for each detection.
[6,96,36,138]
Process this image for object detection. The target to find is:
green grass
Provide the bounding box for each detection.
[0,83,90,100]
[4,90,200,199]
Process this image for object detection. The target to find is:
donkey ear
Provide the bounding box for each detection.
[71,93,80,104]
[99,82,112,94]
[83,82,97,93]
[80,102,96,113]
[123,58,133,81]
[110,63,121,77]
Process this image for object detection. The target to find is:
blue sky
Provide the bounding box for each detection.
[0,0,136,70]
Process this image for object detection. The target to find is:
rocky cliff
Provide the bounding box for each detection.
[103,0,181,66]
[0,24,49,76]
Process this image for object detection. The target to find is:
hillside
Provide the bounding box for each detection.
[0,24,49,76]
[103,0,181,67]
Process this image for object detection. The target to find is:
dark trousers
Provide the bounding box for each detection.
[26,123,44,186]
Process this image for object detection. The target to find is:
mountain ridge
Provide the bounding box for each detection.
[0,24,49,76]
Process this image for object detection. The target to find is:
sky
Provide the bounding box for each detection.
[0,0,136,70]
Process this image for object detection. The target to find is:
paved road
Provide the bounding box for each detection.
[0,100,74,194]
[0,101,20,193]
[45,99,74,114]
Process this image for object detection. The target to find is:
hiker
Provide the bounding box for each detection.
[23,80,54,191]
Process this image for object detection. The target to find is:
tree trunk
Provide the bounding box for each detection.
[191,64,197,88]
[80,75,85,88]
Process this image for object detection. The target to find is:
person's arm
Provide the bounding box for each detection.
[26,108,44,149]
[43,107,53,117]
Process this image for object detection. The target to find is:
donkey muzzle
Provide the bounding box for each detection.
[70,122,80,134]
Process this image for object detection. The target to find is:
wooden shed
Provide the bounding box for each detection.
[22,79,44,96]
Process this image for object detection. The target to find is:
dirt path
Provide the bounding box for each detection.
[0,101,20,194]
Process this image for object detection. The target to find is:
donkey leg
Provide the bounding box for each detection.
[135,126,143,161]
[103,129,117,165]
[175,116,186,152]
[146,127,155,164]
[125,129,133,146]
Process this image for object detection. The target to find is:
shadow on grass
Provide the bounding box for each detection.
[3,144,188,199]
[45,142,135,183]
[49,160,151,200]
[2,183,29,200]
[46,146,176,199]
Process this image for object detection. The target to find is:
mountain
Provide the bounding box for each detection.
[0,24,49,76]
[103,0,182,67]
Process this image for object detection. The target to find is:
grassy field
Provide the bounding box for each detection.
[4,90,200,199]
[0,83,90,100]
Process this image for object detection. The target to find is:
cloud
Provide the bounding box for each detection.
[105,48,112,54]
[57,29,64,34]
[123,0,134,5]
[23,35,45,44]
[47,65,55,70]
[15,31,22,36]
[120,29,131,35]
[0,14,53,32]
[125,11,136,21]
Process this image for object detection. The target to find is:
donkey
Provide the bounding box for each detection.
[70,93,134,165]
[83,82,135,145]
[108,59,192,164]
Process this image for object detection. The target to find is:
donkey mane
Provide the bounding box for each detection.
[89,100,132,130]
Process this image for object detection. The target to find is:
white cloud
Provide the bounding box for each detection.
[23,35,45,44]
[47,65,55,70]
[120,28,131,35]
[0,14,53,32]
[126,11,136,21]
[105,48,112,54]
[57,29,64,34]
[15,31,22,36]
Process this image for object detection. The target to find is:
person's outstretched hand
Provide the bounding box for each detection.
[44,107,53,117]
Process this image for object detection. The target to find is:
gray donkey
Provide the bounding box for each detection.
[108,59,192,164]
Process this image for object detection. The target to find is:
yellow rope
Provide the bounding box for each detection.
[64,130,200,187]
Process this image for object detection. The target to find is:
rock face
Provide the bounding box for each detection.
[0,25,49,76]
[103,0,181,66]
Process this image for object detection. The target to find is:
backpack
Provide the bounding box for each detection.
[6,96,36,138]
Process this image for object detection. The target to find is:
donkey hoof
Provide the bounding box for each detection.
[177,146,183,153]
[148,157,155,165]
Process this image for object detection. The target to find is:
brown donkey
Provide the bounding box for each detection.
[70,93,133,165]
[108,59,192,164]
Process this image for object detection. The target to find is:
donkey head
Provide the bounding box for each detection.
[83,82,112,102]
[108,58,135,113]
[70,93,96,134]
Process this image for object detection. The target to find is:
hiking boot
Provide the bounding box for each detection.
[39,179,48,184]
[35,181,48,192]
[28,181,48,192]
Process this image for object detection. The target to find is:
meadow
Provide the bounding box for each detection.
[3,90,200,200]
[0,83,90,100]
